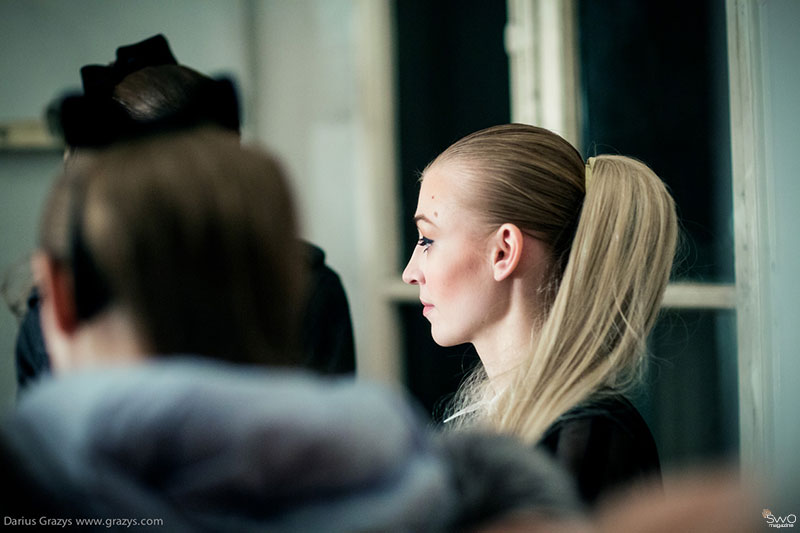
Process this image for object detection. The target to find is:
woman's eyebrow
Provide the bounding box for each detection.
[414,214,437,227]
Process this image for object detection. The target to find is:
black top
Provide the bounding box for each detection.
[537,394,661,506]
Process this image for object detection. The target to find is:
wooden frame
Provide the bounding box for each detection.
[726,0,773,475]
[353,0,404,384]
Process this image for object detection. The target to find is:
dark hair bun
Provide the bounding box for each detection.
[47,34,240,147]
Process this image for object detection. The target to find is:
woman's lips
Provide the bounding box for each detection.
[421,300,433,317]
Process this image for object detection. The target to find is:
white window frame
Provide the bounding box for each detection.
[351,0,404,385]
[726,0,773,476]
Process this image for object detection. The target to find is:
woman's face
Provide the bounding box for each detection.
[402,164,499,347]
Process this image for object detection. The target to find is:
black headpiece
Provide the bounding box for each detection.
[47,34,240,147]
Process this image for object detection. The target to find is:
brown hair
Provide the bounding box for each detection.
[39,128,304,366]
[112,65,240,133]
[436,124,678,444]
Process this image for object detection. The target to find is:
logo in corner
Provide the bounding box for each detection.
[764,508,797,528]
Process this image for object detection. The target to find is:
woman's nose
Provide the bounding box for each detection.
[402,250,422,285]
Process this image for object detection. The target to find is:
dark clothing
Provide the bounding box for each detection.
[301,243,356,374]
[14,289,49,392]
[537,394,661,506]
[14,242,355,395]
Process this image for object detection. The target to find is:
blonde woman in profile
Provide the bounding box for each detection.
[402,123,678,506]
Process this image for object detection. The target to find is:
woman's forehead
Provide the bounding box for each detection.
[417,167,454,221]
[418,164,471,206]
[416,164,482,232]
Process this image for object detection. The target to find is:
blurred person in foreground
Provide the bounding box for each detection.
[2,129,438,529]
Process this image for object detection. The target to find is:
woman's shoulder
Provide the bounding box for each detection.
[541,393,659,456]
[548,395,650,436]
[537,393,661,506]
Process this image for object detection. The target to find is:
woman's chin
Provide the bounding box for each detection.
[431,327,464,348]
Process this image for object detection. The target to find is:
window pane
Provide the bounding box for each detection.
[637,309,739,467]
[577,0,733,282]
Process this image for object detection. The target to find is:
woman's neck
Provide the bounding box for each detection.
[61,307,148,372]
[472,284,543,393]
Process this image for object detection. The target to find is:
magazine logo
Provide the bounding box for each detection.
[764,509,796,528]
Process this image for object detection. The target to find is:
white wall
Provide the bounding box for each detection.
[760,0,800,505]
[0,0,376,410]
[247,0,367,376]
[0,1,253,124]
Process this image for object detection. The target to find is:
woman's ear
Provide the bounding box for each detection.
[490,223,524,281]
[33,253,79,336]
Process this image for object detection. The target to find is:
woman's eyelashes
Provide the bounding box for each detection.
[417,236,434,251]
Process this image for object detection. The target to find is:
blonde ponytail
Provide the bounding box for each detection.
[498,154,676,442]
[440,125,677,445]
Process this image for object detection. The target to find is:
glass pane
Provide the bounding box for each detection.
[636,309,739,467]
[577,0,734,283]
